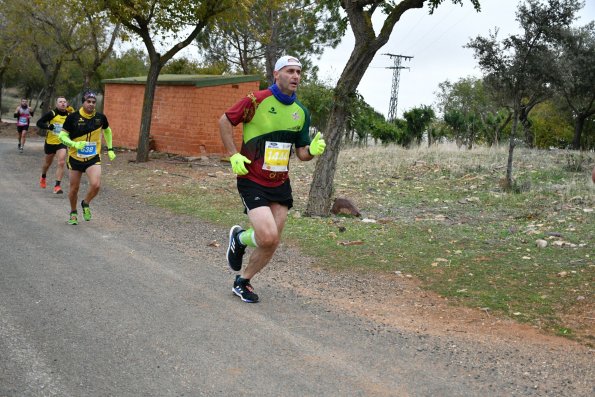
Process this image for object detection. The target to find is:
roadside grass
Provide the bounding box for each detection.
[109,144,594,343]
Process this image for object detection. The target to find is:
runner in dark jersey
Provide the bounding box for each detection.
[59,90,116,225]
[220,55,326,303]
[36,96,71,194]
[14,98,34,153]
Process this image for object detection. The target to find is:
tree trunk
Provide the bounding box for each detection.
[495,112,512,147]
[571,113,585,150]
[305,45,379,216]
[0,80,4,119]
[136,61,161,162]
[456,134,463,149]
[506,109,519,189]
[264,9,281,86]
[0,73,7,119]
[45,60,62,114]
[305,97,349,216]
[520,113,534,148]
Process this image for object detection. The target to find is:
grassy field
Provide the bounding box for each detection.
[108,144,594,344]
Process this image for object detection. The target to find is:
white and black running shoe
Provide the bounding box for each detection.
[232,275,259,303]
[226,225,246,271]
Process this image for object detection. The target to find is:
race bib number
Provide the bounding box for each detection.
[263,141,291,172]
[18,116,28,125]
[51,124,63,135]
[77,142,97,158]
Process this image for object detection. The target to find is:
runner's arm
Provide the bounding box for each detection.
[102,127,113,149]
[36,112,54,129]
[103,127,116,160]
[59,130,86,150]
[219,114,239,156]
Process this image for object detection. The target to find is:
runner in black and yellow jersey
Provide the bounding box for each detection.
[220,55,326,303]
[36,96,72,194]
[59,91,116,225]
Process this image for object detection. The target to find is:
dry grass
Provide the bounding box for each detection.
[106,143,594,344]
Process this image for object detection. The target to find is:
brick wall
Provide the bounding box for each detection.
[103,80,259,157]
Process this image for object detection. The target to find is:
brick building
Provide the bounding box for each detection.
[102,74,261,157]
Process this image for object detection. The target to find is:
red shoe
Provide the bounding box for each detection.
[40,177,47,189]
[53,185,63,194]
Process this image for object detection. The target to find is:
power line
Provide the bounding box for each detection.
[400,6,458,55]
[384,53,413,122]
[407,8,476,58]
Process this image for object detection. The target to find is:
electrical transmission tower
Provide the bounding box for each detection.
[385,53,413,122]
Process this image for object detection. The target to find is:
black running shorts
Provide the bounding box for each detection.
[67,155,101,173]
[237,178,293,213]
[44,142,67,155]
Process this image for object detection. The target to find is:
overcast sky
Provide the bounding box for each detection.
[315,0,595,118]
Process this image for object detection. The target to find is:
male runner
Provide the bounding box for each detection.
[14,98,34,153]
[59,91,116,225]
[220,55,326,303]
[36,96,71,193]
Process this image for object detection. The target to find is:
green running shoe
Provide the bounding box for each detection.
[68,211,78,225]
[81,200,92,221]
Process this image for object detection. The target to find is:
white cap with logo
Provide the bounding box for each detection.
[274,56,302,72]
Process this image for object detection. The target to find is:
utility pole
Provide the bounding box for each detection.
[384,53,413,122]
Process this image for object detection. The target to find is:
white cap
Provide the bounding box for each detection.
[274,56,302,72]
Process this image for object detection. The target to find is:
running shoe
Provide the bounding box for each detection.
[68,211,78,225]
[19,146,23,153]
[40,177,47,189]
[81,200,91,221]
[226,225,246,271]
[53,185,63,194]
[232,275,259,303]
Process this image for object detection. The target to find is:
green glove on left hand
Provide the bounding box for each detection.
[308,132,326,156]
[230,152,251,175]
[108,150,116,161]
[73,141,87,150]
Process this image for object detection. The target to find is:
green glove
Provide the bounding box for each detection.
[108,150,116,161]
[73,141,87,150]
[230,152,251,175]
[59,131,87,149]
[308,132,326,156]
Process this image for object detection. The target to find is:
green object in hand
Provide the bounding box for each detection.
[108,150,116,161]
[309,132,326,156]
[230,152,251,175]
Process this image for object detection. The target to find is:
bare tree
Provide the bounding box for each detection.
[196,0,345,84]
[24,0,121,107]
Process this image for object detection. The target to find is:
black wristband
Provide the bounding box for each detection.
[107,147,113,151]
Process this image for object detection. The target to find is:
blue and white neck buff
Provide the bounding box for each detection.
[269,83,296,105]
